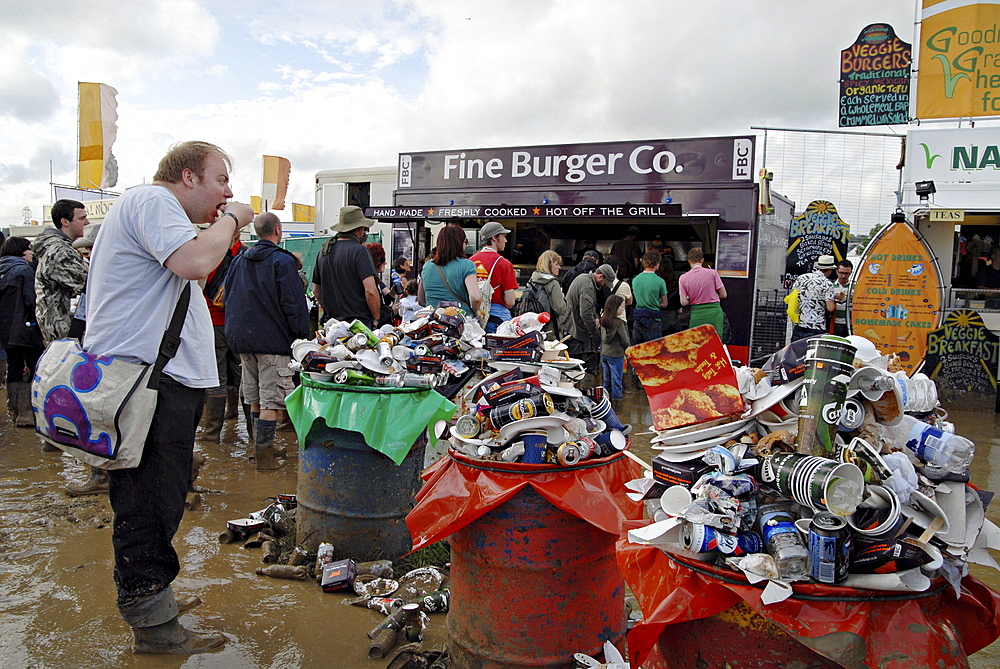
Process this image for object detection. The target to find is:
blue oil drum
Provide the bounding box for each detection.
[296,424,426,561]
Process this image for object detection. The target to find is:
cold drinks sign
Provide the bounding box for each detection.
[398,137,754,190]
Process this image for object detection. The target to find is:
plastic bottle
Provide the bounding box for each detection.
[883,414,974,473]
[496,312,551,337]
[757,503,810,581]
[893,371,938,413]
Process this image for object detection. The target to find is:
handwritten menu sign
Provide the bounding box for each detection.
[850,221,942,376]
[924,309,999,410]
[626,325,744,430]
[784,200,850,284]
[839,23,911,127]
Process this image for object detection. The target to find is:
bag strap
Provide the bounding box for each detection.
[147,283,191,389]
[435,263,468,306]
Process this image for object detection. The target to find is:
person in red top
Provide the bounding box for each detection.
[470,221,518,332]
[199,228,244,442]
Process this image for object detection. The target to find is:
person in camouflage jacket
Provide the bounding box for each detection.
[30,199,89,344]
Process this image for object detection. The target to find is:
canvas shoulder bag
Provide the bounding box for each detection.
[475,258,497,327]
[32,284,191,469]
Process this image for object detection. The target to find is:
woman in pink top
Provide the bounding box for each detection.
[678,247,727,337]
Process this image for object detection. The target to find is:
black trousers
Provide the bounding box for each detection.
[4,345,42,383]
[109,374,204,623]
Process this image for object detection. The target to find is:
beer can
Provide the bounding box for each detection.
[421,589,450,613]
[345,332,371,352]
[488,398,538,430]
[681,523,764,556]
[809,512,851,584]
[380,332,401,347]
[574,436,596,460]
[375,342,394,367]
[413,343,431,356]
[334,369,376,385]
[455,414,481,438]
[374,374,403,387]
[349,319,380,346]
[546,441,581,466]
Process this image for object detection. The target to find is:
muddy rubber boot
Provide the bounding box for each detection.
[241,404,255,442]
[66,466,110,497]
[199,394,226,443]
[7,382,32,427]
[132,617,225,655]
[254,418,282,471]
[225,386,239,420]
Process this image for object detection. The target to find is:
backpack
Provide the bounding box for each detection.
[513,280,551,317]
[475,259,497,327]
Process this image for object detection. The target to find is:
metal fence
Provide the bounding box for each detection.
[751,289,791,366]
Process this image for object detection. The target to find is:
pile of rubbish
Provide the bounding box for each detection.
[219,496,451,663]
[627,333,1000,602]
[290,307,562,392]
[440,324,632,466]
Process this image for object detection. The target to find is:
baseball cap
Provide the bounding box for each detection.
[596,264,617,283]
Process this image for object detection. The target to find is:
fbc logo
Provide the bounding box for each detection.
[399,155,411,188]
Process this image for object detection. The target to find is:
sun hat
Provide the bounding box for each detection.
[480,221,510,242]
[815,254,837,270]
[331,206,375,234]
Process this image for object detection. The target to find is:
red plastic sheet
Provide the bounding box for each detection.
[406,449,643,552]
[617,531,1000,668]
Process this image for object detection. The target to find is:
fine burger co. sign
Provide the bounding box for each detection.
[398,136,754,189]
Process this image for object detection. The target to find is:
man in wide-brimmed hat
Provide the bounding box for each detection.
[790,254,837,342]
[311,206,381,327]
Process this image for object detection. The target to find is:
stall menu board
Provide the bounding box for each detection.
[716,230,750,278]
[839,23,911,127]
[923,309,999,410]
[850,221,942,376]
[626,325,744,431]
[784,200,850,287]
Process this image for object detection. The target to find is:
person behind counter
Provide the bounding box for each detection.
[976,246,1000,289]
[678,247,726,337]
[420,224,482,316]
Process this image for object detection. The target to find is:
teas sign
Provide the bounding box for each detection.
[850,221,942,376]
[840,23,912,127]
[923,309,999,409]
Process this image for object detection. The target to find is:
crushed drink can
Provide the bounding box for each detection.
[421,589,450,613]
[681,523,764,556]
[345,332,371,352]
[455,414,481,438]
[349,319,380,346]
[375,342,394,367]
[546,441,582,466]
[333,369,376,385]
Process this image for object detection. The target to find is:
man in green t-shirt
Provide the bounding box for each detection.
[632,250,668,345]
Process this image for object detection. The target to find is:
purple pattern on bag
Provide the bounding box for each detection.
[39,351,115,457]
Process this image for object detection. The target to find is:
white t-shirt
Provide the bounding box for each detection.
[613,280,633,322]
[84,185,217,388]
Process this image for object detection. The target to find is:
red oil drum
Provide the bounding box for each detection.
[656,601,842,669]
[448,484,625,668]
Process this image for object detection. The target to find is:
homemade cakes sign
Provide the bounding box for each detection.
[626,325,745,430]
[850,219,942,376]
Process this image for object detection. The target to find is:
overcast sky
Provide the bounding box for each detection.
[0,0,918,230]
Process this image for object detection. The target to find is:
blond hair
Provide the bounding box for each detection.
[153,141,232,184]
[536,249,562,274]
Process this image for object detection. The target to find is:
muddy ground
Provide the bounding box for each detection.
[1,386,999,668]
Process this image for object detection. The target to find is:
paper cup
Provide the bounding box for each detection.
[594,429,627,455]
[590,394,624,431]
[796,336,857,458]
[520,431,548,464]
[847,485,905,539]
[759,452,864,516]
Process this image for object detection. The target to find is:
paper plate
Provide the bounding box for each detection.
[652,417,751,446]
[651,431,742,452]
[304,371,334,382]
[749,377,804,418]
[323,360,356,372]
[448,426,492,447]
[498,414,573,442]
[652,449,712,462]
[291,340,321,362]
[488,361,543,374]
[541,384,583,398]
[901,490,951,536]
[355,350,393,374]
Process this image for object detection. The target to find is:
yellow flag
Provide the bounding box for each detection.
[250,196,262,214]
[78,82,119,189]
[292,203,315,222]
[261,155,291,210]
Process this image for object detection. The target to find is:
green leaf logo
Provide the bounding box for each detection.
[933,54,971,98]
[920,143,942,169]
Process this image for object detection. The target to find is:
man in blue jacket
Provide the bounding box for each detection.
[224,212,309,470]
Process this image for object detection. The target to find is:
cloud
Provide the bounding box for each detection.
[0,48,60,121]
